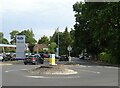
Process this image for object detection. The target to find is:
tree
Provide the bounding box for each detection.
[48,42,57,54]
[0,32,3,43]
[38,35,49,44]
[73,2,120,63]
[10,30,19,44]
[50,28,59,43]
[28,44,35,53]
[60,27,72,55]
[20,29,36,44]
[50,27,72,55]
[2,38,9,44]
[0,32,9,44]
[20,29,37,53]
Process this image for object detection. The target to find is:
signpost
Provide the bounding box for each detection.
[67,45,72,62]
[16,35,25,60]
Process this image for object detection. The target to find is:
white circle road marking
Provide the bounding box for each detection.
[104,66,118,69]
[5,69,27,73]
[25,76,80,79]
[87,66,93,68]
[79,65,87,68]
[79,65,118,70]
[0,64,12,66]
[80,69,100,74]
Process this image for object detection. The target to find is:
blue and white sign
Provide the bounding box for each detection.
[16,35,25,43]
[16,35,25,60]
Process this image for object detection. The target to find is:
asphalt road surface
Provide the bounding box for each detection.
[1,57,119,86]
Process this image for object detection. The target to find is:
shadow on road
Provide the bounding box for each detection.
[56,57,119,67]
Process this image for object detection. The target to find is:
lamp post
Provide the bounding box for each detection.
[56,28,59,57]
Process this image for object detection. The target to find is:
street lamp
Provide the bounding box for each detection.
[56,28,59,56]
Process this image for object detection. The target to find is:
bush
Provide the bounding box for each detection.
[99,52,118,64]
[99,52,111,63]
[5,49,16,53]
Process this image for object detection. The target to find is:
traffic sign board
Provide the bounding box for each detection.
[67,46,72,51]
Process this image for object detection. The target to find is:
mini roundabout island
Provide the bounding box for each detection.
[28,64,78,75]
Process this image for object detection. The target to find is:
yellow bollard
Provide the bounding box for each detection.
[49,54,56,65]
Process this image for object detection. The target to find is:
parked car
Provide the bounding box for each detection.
[0,54,3,61]
[55,56,61,59]
[5,53,16,61]
[79,53,84,59]
[43,53,49,58]
[79,52,90,60]
[39,53,49,58]
[24,55,44,65]
[59,55,69,61]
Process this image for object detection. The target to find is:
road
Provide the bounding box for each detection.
[1,57,119,86]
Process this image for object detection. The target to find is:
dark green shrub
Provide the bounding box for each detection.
[99,52,118,64]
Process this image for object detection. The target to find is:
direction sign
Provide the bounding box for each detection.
[67,45,72,51]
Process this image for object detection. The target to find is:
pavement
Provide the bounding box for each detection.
[1,57,119,86]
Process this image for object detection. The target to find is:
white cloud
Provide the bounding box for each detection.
[2,0,84,13]
[1,0,84,41]
[34,28,55,41]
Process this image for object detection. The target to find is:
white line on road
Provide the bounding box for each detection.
[5,69,27,73]
[79,65,87,68]
[104,66,118,69]
[80,69,100,74]
[25,76,80,79]
[0,64,12,66]
[87,66,93,67]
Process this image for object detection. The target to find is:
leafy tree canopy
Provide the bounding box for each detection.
[38,35,49,44]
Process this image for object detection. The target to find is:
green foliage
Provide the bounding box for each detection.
[50,28,59,43]
[28,44,35,53]
[99,52,111,62]
[99,52,118,64]
[48,42,57,54]
[2,38,9,44]
[9,29,37,53]
[5,49,16,53]
[10,30,19,44]
[38,35,49,44]
[50,27,73,55]
[0,32,3,43]
[20,29,36,44]
[73,2,120,63]
[0,32,9,44]
[60,27,72,55]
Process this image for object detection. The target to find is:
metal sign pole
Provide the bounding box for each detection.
[67,45,72,62]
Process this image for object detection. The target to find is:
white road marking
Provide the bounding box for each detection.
[79,65,118,70]
[0,64,12,66]
[87,66,93,67]
[5,69,27,73]
[104,66,118,69]
[80,69,100,74]
[80,65,87,68]
[25,76,80,79]
[96,66,103,68]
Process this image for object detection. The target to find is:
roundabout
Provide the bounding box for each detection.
[28,65,78,75]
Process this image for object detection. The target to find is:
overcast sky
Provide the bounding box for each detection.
[0,0,84,42]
